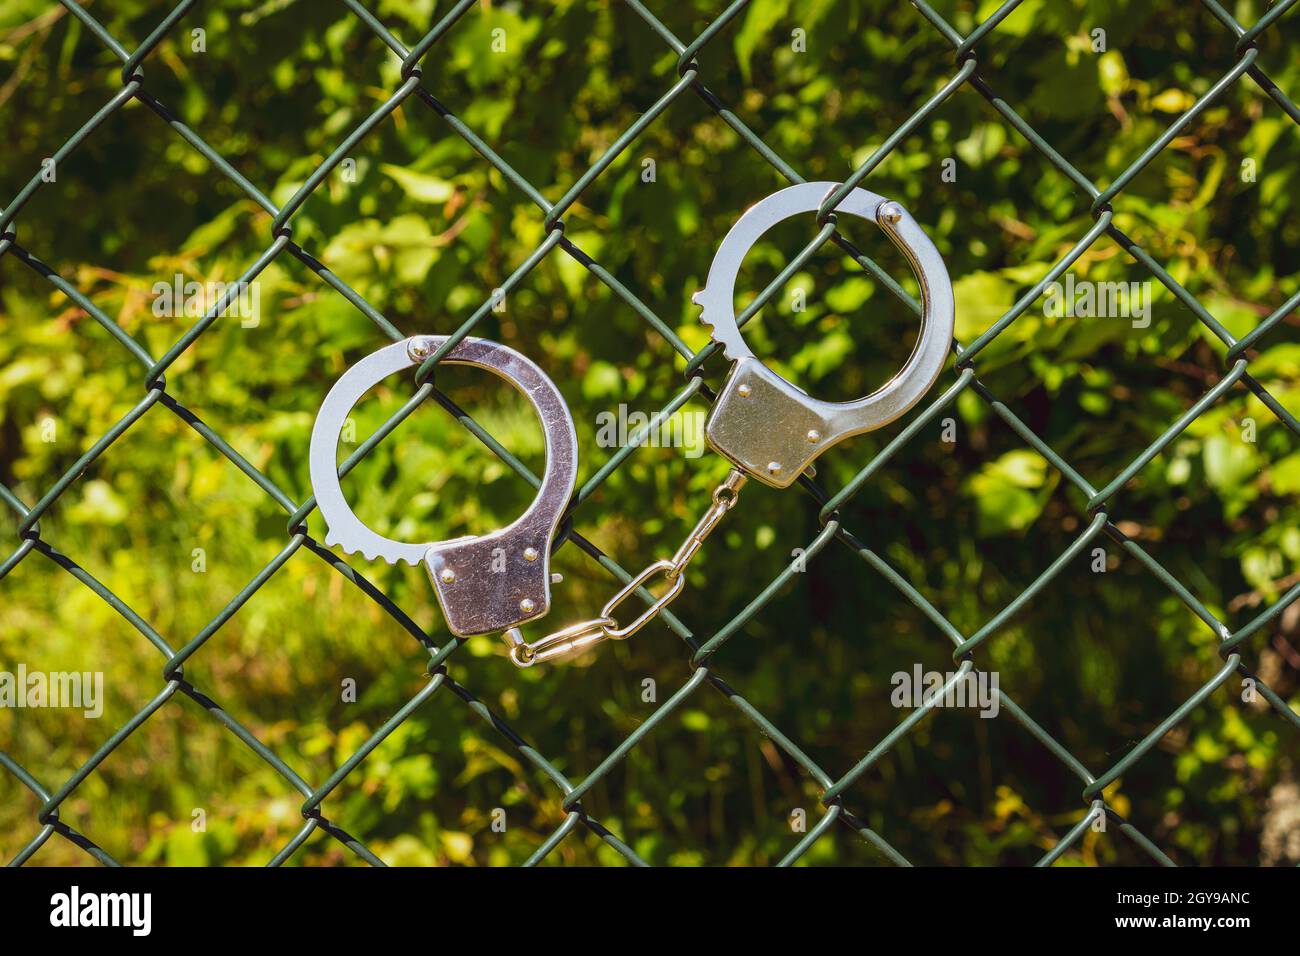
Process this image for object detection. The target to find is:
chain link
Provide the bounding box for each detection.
[507,469,747,666]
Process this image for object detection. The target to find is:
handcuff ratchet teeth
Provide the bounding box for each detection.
[695,181,955,488]
[308,335,578,639]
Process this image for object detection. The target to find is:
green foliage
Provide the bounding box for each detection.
[1,0,1297,866]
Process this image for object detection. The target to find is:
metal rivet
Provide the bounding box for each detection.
[806,429,821,443]
[737,383,752,397]
[523,547,539,562]
[519,597,536,614]
[879,202,903,225]
[439,568,455,584]
[551,572,563,584]
[407,337,434,361]
[767,461,782,476]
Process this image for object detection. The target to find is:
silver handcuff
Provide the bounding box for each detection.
[308,335,577,638]
[308,182,953,666]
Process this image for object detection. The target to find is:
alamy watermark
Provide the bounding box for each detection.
[595,404,705,458]
[50,886,151,936]
[152,274,261,327]
[1044,273,1151,328]
[0,664,103,718]
[890,664,1000,718]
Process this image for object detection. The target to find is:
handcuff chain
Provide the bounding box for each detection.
[507,469,747,667]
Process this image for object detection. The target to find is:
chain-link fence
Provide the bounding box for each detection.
[2,0,1298,867]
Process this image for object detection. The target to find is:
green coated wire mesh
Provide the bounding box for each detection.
[2,0,1299,867]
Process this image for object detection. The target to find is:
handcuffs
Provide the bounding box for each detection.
[308,182,954,666]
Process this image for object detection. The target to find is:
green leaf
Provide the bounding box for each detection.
[955,123,1006,168]
[733,0,790,82]
[1097,51,1129,96]
[582,361,623,400]
[970,482,1042,536]
[1203,434,1258,495]
[380,164,456,204]
[823,277,874,313]
[953,272,1015,344]
[1268,453,1300,495]
[965,451,1052,536]
[680,710,711,732]
[66,480,129,526]
[992,450,1050,488]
